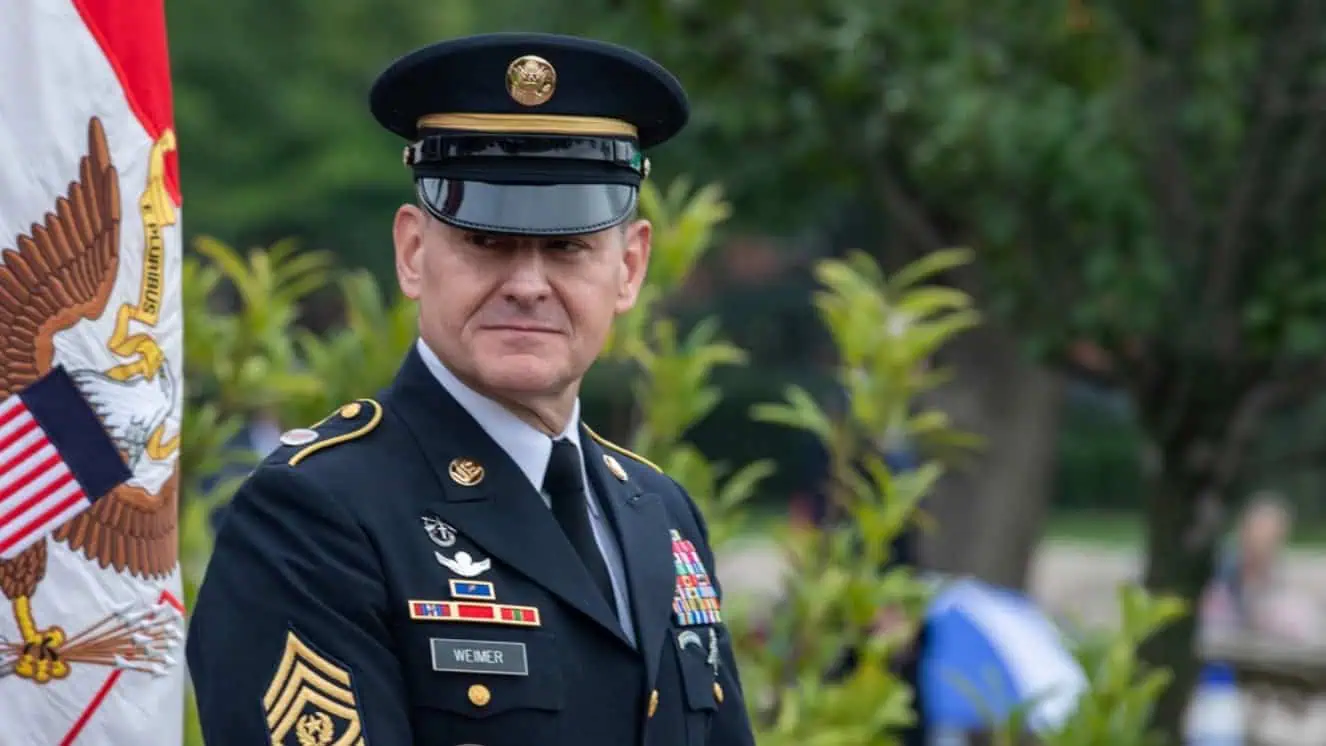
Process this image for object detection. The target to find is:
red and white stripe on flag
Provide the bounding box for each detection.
[1,0,185,744]
[0,395,93,559]
[0,367,134,560]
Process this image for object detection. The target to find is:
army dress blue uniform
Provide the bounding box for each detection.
[186,32,757,746]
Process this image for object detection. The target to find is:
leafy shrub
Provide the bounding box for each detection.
[179,178,1179,745]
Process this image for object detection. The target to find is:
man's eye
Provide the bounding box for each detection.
[465,233,503,249]
[544,239,583,252]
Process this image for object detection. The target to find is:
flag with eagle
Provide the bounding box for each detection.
[0,0,185,743]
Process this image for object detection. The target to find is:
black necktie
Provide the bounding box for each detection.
[544,438,616,606]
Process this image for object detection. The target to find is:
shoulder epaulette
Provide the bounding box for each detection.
[584,425,663,473]
[281,399,383,466]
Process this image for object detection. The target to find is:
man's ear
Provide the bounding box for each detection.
[394,204,428,300]
[615,218,651,314]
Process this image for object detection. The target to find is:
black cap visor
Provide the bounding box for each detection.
[417,177,637,236]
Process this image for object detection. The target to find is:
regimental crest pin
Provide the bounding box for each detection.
[421,515,456,548]
[448,457,485,486]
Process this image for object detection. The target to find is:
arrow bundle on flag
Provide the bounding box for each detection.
[0,367,133,560]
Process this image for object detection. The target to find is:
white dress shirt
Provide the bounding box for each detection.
[415,339,636,644]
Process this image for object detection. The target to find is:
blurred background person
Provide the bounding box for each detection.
[1202,492,1321,643]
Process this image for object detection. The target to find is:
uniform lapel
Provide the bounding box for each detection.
[387,349,631,647]
[581,432,675,687]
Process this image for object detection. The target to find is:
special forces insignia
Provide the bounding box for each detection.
[421,515,456,548]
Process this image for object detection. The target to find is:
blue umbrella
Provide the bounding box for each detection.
[919,578,1087,733]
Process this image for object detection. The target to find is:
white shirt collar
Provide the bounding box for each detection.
[415,338,584,495]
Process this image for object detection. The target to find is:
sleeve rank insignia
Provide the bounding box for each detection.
[282,399,383,466]
[263,630,365,746]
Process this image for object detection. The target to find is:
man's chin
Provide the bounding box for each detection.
[472,354,571,396]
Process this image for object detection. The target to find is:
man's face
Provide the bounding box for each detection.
[1241,507,1288,569]
[393,205,651,400]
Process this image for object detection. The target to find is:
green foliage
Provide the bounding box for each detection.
[601,180,769,547]
[741,250,979,744]
[1017,587,1187,746]
[933,587,1185,746]
[475,5,1326,735]
[183,236,330,414]
[290,270,420,424]
[179,176,1182,745]
[168,0,477,275]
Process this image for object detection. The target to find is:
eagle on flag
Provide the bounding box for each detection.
[0,117,179,684]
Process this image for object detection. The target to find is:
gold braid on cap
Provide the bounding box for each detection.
[416,113,638,138]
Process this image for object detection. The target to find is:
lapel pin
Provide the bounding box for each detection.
[603,454,628,482]
[279,428,318,447]
[436,550,491,578]
[421,515,457,548]
[449,457,485,486]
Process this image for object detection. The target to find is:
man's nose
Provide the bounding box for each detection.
[502,247,552,303]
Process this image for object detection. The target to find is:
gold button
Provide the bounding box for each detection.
[468,684,491,707]
[647,689,659,718]
[713,681,724,703]
[339,401,362,418]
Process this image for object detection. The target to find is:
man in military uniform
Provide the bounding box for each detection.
[186,32,757,746]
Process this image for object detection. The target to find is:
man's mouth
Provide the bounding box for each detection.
[483,324,561,334]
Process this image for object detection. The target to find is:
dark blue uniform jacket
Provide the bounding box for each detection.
[187,347,756,746]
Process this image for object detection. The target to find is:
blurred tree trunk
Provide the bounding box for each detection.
[1138,469,1214,740]
[920,321,1064,590]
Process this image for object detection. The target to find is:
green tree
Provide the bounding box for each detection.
[470,2,1326,736]
[167,0,477,279]
[178,179,967,743]
[180,176,1184,744]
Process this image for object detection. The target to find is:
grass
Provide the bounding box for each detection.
[734,503,1326,551]
[1043,510,1326,550]
[1042,511,1145,546]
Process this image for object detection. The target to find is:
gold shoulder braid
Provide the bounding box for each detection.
[584,425,662,473]
[284,399,383,466]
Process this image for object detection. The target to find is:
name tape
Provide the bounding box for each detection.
[430,638,529,676]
